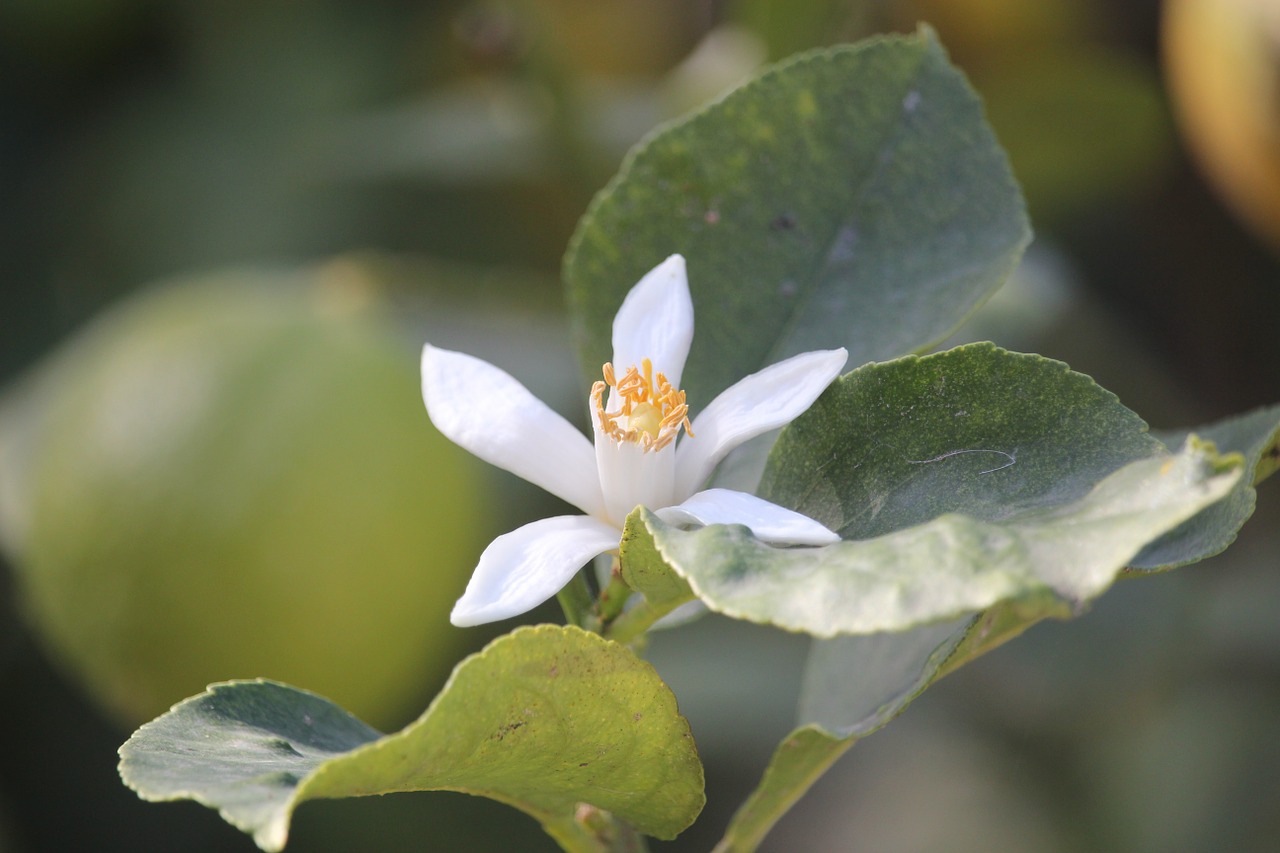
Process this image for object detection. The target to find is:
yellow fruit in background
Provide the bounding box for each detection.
[0,267,484,730]
[1164,0,1280,250]
[897,0,1088,54]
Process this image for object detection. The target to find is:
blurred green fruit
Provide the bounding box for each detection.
[0,267,484,730]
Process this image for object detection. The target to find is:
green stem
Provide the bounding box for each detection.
[544,807,651,853]
[710,727,855,853]
[612,824,650,853]
[556,569,600,632]
[601,598,671,646]
[596,560,634,625]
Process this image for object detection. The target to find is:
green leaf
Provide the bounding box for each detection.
[119,680,382,848]
[696,349,1258,853]
[565,28,1030,409]
[710,409,1277,853]
[761,342,1163,540]
[1129,403,1280,570]
[622,345,1240,637]
[120,625,704,852]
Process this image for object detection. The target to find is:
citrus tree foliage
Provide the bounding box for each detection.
[119,28,1278,853]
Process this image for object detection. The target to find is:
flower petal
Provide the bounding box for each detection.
[450,515,621,626]
[611,255,694,389]
[675,348,847,497]
[422,344,605,517]
[657,488,840,545]
[594,431,678,528]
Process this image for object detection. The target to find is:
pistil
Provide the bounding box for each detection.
[592,358,693,452]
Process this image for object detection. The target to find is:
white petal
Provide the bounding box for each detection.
[594,431,678,528]
[675,348,847,497]
[422,345,605,517]
[611,255,694,389]
[657,488,840,545]
[450,515,621,626]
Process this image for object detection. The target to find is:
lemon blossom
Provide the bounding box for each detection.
[422,255,847,626]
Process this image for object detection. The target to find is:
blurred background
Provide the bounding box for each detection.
[1,0,1278,850]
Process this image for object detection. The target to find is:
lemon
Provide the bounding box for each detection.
[0,267,483,730]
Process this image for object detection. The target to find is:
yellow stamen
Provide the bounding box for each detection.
[593,360,694,452]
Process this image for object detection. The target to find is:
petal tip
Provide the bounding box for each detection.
[449,597,489,628]
[824,347,849,370]
[636,254,689,297]
[810,527,842,546]
[420,343,461,384]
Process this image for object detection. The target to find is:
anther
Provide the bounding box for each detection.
[593,359,692,451]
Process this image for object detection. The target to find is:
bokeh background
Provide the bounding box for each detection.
[1,1,1278,850]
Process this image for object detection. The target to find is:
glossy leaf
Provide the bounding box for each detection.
[565,28,1030,410]
[120,625,704,852]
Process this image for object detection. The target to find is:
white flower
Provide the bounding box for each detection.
[422,254,847,626]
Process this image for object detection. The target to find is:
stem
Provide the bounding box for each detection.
[710,727,854,853]
[596,560,634,625]
[601,598,669,646]
[598,820,649,853]
[556,569,600,632]
[544,807,652,853]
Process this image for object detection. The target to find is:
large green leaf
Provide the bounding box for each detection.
[626,441,1234,638]
[565,28,1029,410]
[689,348,1256,853]
[621,345,1240,637]
[1130,403,1280,570]
[760,342,1162,539]
[715,437,1251,852]
[119,625,704,852]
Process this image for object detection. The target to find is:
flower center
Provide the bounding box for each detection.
[591,358,693,452]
